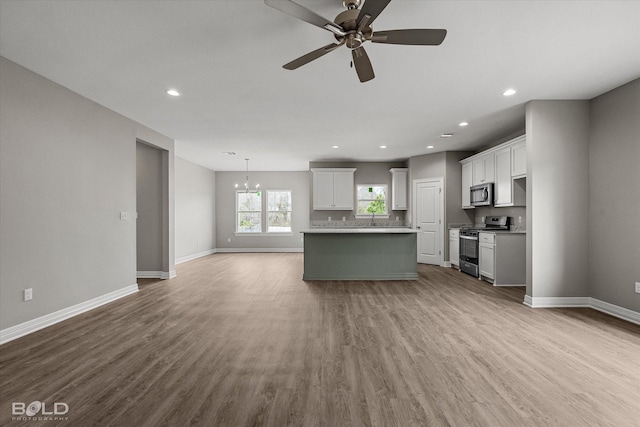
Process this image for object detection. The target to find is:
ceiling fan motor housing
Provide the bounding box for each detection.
[343,0,361,10]
[334,9,372,49]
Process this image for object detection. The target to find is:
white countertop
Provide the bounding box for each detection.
[302,228,419,234]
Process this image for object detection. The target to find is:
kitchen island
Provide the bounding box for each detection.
[301,228,419,280]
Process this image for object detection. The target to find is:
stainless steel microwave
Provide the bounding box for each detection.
[470,183,493,206]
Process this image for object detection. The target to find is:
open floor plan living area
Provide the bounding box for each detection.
[1,1,639,426]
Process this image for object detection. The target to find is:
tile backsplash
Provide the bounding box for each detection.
[311,219,410,228]
[474,206,527,231]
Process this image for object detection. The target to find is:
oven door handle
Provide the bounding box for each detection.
[460,235,478,241]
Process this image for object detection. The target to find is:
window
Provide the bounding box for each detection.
[356,184,388,218]
[237,191,262,233]
[267,191,292,232]
[236,190,292,234]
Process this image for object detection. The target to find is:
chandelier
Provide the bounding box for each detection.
[235,158,260,192]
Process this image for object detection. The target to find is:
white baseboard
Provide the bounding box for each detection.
[215,248,303,253]
[137,271,176,279]
[176,249,217,264]
[0,284,139,345]
[443,261,452,268]
[523,295,590,308]
[589,298,640,325]
[523,295,639,325]
[137,271,162,278]
[161,270,177,279]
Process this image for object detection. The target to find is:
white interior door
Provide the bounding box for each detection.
[414,179,444,265]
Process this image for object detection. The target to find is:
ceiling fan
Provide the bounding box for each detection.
[264,0,447,83]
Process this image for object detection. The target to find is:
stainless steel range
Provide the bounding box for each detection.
[459,216,510,278]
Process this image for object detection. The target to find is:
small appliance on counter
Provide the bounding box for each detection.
[459,216,510,278]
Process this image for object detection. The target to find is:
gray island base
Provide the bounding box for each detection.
[301,228,419,281]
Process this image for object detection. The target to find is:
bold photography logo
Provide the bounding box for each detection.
[12,401,69,420]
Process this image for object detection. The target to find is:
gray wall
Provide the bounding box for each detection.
[215,171,309,250]
[0,56,174,330]
[175,156,216,261]
[445,151,476,228]
[136,142,164,272]
[525,100,591,298]
[308,161,408,223]
[588,79,640,311]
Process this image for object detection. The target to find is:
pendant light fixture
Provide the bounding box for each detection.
[235,158,260,192]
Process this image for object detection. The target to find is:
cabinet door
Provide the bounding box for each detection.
[472,157,485,185]
[473,153,495,185]
[449,232,459,266]
[472,153,495,185]
[313,171,335,209]
[511,139,526,177]
[483,153,495,183]
[332,171,355,210]
[390,168,408,210]
[479,242,495,279]
[494,147,512,206]
[461,162,473,208]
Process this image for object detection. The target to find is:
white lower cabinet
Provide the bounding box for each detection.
[478,232,525,286]
[479,241,495,280]
[449,229,459,268]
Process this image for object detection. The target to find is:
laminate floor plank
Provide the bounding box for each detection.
[1,253,639,426]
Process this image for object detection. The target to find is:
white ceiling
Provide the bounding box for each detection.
[1,0,639,171]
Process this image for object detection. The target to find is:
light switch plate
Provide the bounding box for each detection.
[24,288,33,301]
[635,282,640,294]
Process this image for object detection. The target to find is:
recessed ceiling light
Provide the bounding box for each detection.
[503,88,516,96]
[380,145,387,149]
[440,133,453,138]
[427,145,434,149]
[223,151,236,156]
[166,89,180,96]
[459,122,469,127]
[332,145,339,149]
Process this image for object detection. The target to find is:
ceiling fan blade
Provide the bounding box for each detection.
[352,47,375,82]
[357,0,391,26]
[265,0,345,36]
[283,42,343,70]
[370,29,447,45]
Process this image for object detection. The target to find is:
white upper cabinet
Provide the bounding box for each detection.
[494,146,512,206]
[472,152,495,185]
[461,134,527,208]
[511,138,527,178]
[311,168,356,210]
[461,162,474,209]
[389,168,408,210]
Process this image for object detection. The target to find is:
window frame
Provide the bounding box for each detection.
[266,189,293,233]
[235,189,294,236]
[355,184,390,219]
[235,190,262,234]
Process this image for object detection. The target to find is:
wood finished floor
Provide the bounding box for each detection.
[1,253,639,426]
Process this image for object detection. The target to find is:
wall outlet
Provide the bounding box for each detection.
[227,238,231,243]
[120,211,128,221]
[24,288,33,301]
[635,282,640,294]
[518,216,522,224]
